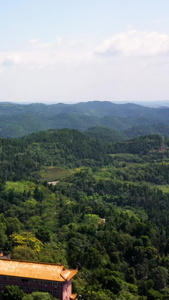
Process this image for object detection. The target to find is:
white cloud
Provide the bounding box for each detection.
[28,39,39,45]
[1,30,169,103]
[1,30,169,71]
[94,30,169,58]
[0,36,96,70]
[0,54,23,67]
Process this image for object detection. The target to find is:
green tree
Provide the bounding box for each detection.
[150,266,168,290]
[0,226,7,250]
[104,275,122,295]
[2,285,25,300]
[125,267,136,284]
[147,288,163,300]
[23,291,58,300]
[35,227,50,244]
[33,187,43,202]
[11,245,38,261]
[6,217,21,236]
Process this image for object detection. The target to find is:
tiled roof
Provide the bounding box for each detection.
[0,259,77,282]
[70,294,78,300]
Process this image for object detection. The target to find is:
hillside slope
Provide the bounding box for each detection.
[1,130,169,299]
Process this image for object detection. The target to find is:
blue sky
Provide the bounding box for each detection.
[1,0,169,103]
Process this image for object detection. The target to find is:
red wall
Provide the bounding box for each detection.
[0,275,72,300]
[62,280,72,300]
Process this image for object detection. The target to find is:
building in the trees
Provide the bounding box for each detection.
[0,259,77,300]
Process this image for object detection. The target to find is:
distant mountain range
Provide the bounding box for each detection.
[0,101,169,139]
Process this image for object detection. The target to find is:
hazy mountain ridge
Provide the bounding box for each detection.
[1,101,169,138]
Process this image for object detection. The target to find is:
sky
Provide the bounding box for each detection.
[1,0,169,104]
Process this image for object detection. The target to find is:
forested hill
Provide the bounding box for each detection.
[0,129,164,181]
[1,130,169,299]
[1,101,169,138]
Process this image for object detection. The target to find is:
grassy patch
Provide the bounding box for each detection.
[40,167,74,181]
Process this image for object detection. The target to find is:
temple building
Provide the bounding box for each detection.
[0,259,77,300]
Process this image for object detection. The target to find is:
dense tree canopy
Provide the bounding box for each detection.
[0,130,169,299]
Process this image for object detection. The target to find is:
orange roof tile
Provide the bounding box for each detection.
[71,293,78,300]
[0,260,77,282]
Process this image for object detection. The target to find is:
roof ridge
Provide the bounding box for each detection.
[0,258,64,267]
[60,265,67,281]
[0,260,77,282]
